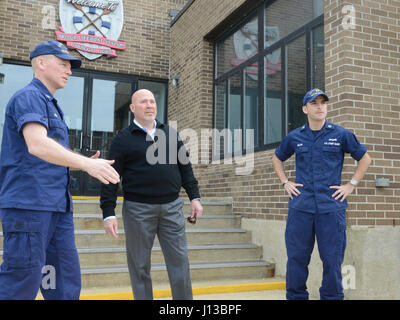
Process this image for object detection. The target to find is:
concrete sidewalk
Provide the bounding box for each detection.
[76,277,286,300]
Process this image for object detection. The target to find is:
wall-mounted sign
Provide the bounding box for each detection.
[56,0,126,60]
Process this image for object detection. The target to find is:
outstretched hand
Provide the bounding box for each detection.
[84,150,120,185]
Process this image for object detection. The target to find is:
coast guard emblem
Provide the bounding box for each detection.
[56,0,126,60]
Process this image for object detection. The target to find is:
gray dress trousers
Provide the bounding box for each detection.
[122,197,193,300]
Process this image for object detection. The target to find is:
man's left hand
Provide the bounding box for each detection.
[330,183,355,202]
[190,199,203,219]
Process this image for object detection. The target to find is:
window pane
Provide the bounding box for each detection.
[216,15,258,78]
[312,24,325,90]
[244,65,258,149]
[228,72,242,155]
[287,35,307,132]
[55,76,84,132]
[138,80,167,123]
[265,0,323,49]
[213,81,226,160]
[54,74,84,191]
[55,76,84,193]
[214,82,226,131]
[264,49,283,144]
[0,63,33,149]
[313,0,324,17]
[87,79,132,192]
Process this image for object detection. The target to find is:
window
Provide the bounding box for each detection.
[213,0,324,157]
[287,34,307,132]
[216,14,258,78]
[0,63,33,146]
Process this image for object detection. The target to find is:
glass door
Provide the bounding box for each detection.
[55,71,136,196]
[84,76,134,195]
[54,73,86,195]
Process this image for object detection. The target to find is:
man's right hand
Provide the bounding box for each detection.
[84,158,120,185]
[104,218,118,238]
[284,181,304,200]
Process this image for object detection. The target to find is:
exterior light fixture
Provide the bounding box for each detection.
[171,75,180,86]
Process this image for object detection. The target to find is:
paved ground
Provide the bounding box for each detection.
[73,277,287,300]
[179,289,286,300]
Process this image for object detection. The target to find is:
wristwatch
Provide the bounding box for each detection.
[282,179,289,186]
[350,179,358,186]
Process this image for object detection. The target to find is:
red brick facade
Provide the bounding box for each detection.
[170,0,400,227]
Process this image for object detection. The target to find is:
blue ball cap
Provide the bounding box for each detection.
[303,88,329,105]
[29,40,81,69]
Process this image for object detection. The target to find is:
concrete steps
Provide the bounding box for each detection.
[73,213,241,229]
[0,198,275,293]
[81,261,274,289]
[77,243,263,267]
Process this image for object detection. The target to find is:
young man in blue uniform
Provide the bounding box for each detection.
[0,41,120,300]
[272,88,371,300]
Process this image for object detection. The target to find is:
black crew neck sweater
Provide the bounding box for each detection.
[100,121,200,219]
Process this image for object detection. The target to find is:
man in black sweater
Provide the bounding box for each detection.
[100,89,203,300]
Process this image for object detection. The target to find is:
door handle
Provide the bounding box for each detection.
[79,131,83,149]
[90,133,93,150]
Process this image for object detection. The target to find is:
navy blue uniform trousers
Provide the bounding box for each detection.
[0,209,81,300]
[285,208,346,300]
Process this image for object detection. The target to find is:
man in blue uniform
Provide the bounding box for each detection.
[272,88,371,300]
[0,40,120,300]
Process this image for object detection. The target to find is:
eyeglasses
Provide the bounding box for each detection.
[187,216,196,224]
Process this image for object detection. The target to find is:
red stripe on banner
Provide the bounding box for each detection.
[55,28,126,50]
[66,41,117,57]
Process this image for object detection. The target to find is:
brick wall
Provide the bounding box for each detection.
[1,0,187,80]
[170,0,400,226]
[325,0,400,226]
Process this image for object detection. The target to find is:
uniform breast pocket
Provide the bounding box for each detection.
[295,146,310,163]
[322,145,343,163]
[48,118,68,144]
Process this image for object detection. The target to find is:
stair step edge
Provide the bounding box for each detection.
[76,243,259,253]
[81,260,272,274]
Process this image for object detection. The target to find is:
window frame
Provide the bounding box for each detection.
[213,0,324,156]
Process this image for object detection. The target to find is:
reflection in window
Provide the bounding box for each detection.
[54,75,84,155]
[264,50,282,145]
[213,81,226,160]
[287,35,307,132]
[244,66,258,149]
[213,0,324,152]
[312,24,325,90]
[88,79,132,192]
[138,80,167,123]
[228,72,242,156]
[91,79,131,153]
[264,0,324,48]
[0,63,33,148]
[216,14,258,78]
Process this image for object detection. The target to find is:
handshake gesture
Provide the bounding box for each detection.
[85,150,120,185]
